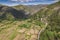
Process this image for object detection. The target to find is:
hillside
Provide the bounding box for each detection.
[0,4,47,20]
[31,1,60,40]
[0,5,30,20]
[0,1,60,40]
[13,5,47,15]
[0,4,46,40]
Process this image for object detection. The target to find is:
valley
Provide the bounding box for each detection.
[0,1,60,40]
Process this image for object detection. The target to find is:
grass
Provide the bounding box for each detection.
[9,30,17,40]
[18,23,31,29]
[0,21,17,32]
[40,30,55,40]
[40,31,49,40]
[34,20,44,26]
[25,34,31,40]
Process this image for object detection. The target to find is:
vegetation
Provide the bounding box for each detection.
[0,1,60,40]
[33,1,60,40]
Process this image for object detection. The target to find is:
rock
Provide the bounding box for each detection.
[25,30,31,35]
[35,25,41,30]
[30,29,35,34]
[26,32,31,35]
[34,29,39,35]
[30,35,37,40]
[30,38,37,40]
[31,35,37,38]
[18,28,26,33]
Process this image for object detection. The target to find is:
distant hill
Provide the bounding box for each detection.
[0,4,47,20]
[13,5,47,14]
[31,1,60,20]
[0,5,28,20]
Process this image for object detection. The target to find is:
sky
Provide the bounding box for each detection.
[0,0,59,6]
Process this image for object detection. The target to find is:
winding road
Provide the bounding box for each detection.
[38,17,48,40]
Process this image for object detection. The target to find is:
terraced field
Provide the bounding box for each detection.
[0,19,45,40]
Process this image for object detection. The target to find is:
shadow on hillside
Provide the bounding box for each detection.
[0,6,29,21]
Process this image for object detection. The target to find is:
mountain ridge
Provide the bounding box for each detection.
[0,4,47,20]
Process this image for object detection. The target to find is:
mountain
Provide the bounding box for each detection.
[0,5,29,20]
[13,5,47,15]
[31,1,60,40]
[0,4,47,20]
[0,1,60,40]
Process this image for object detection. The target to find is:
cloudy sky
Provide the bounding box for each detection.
[0,0,59,6]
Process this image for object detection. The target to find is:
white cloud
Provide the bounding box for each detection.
[11,0,18,1]
[10,0,59,2]
[11,0,35,2]
[10,0,51,1]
